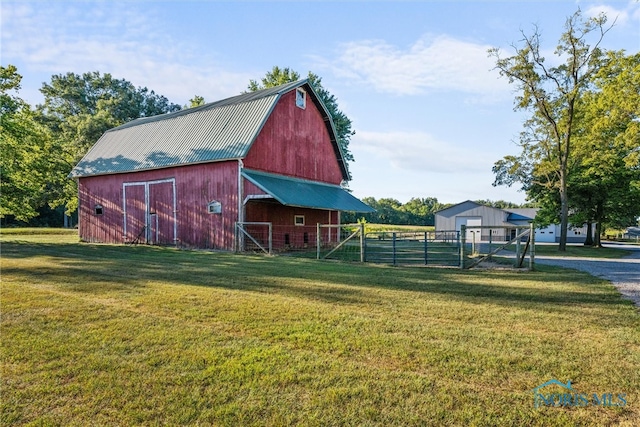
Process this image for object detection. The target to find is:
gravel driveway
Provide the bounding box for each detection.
[535,243,640,309]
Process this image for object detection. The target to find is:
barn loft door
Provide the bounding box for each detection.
[123,178,176,245]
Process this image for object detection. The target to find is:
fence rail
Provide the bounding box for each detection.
[460,224,535,269]
[235,222,272,254]
[363,231,460,267]
[234,222,535,269]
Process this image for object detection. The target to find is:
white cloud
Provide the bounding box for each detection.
[314,34,509,97]
[353,130,495,174]
[0,2,252,104]
[584,1,639,26]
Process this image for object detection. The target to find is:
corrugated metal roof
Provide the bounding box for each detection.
[70,80,343,178]
[242,169,375,213]
[435,200,483,217]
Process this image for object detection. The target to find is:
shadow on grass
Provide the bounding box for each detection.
[2,241,634,322]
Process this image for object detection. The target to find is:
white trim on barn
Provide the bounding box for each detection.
[122,178,177,244]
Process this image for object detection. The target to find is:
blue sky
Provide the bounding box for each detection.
[2,0,639,204]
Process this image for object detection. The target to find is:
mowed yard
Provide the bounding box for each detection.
[1,230,639,426]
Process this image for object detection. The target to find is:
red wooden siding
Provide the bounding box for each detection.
[243,90,344,184]
[245,201,336,226]
[244,200,339,249]
[78,161,239,249]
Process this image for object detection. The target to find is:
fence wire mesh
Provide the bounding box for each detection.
[363,231,460,267]
[317,224,364,262]
[236,222,537,269]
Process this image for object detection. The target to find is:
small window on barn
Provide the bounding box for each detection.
[94,204,103,215]
[295,88,306,109]
[208,200,222,214]
[294,215,305,226]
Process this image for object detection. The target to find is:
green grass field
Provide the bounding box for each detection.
[1,229,639,426]
[531,244,633,259]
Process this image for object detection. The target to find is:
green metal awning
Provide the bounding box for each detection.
[242,169,375,213]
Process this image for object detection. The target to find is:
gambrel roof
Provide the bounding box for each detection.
[70,80,349,179]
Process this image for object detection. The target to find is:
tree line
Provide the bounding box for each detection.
[341,198,531,226]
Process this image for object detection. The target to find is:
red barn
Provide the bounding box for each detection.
[70,80,374,250]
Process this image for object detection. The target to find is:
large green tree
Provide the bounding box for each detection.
[39,71,181,158]
[0,65,63,221]
[248,66,355,168]
[0,65,69,222]
[569,51,640,246]
[37,71,182,213]
[489,10,611,250]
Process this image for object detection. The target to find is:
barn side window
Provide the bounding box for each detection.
[208,200,222,214]
[294,215,305,226]
[295,88,306,109]
[94,204,103,215]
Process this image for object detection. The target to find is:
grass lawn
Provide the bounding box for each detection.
[1,230,639,426]
[493,242,632,261]
[0,227,79,243]
[362,224,435,233]
[532,244,632,259]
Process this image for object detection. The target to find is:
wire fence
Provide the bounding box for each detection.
[235,222,535,269]
[461,225,535,269]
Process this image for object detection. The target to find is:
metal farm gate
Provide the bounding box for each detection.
[317,225,462,267]
[361,230,461,267]
[235,222,273,254]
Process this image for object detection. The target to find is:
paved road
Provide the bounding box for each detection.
[535,243,640,309]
